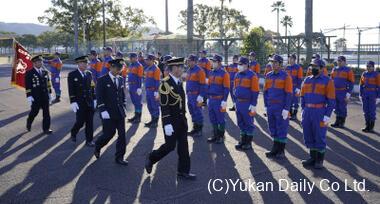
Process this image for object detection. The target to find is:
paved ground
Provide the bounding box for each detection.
[0,64,379,204]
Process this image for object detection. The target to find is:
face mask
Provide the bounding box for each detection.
[238,65,245,72]
[311,68,319,76]
[212,62,218,69]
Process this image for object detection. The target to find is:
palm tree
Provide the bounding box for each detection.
[281,15,293,37]
[271,1,286,35]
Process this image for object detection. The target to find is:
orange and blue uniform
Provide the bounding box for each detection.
[264,70,293,142]
[330,66,355,118]
[226,62,239,104]
[359,70,380,122]
[264,63,273,76]
[100,55,113,77]
[249,60,260,76]
[301,75,335,150]
[306,67,328,77]
[45,58,63,97]
[186,64,206,125]
[89,58,102,84]
[234,69,259,136]
[208,66,230,128]
[128,61,144,113]
[145,64,161,118]
[285,63,303,111]
[198,57,212,78]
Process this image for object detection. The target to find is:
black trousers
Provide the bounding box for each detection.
[95,118,126,160]
[27,100,50,131]
[71,105,94,142]
[149,118,190,173]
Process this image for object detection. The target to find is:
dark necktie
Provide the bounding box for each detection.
[113,77,118,89]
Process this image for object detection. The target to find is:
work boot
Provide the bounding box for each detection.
[127,112,137,123]
[207,127,218,143]
[188,124,198,135]
[145,117,158,128]
[362,120,370,132]
[302,150,316,167]
[193,124,203,137]
[314,151,325,169]
[265,141,279,158]
[215,129,225,144]
[331,117,340,128]
[368,121,375,133]
[133,112,142,123]
[52,95,60,103]
[241,136,253,150]
[275,142,286,158]
[235,134,246,150]
[339,117,346,128]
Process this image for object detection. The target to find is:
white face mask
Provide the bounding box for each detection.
[212,62,218,69]
[238,65,245,72]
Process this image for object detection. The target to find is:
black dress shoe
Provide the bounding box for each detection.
[94,149,100,159]
[177,172,197,180]
[26,125,31,132]
[85,141,95,147]
[115,158,128,166]
[145,154,153,174]
[71,136,77,142]
[43,129,53,134]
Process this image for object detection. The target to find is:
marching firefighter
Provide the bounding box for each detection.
[226,55,239,111]
[306,54,328,76]
[198,50,212,106]
[249,51,260,75]
[88,50,103,84]
[234,57,259,150]
[44,52,63,103]
[127,52,144,124]
[330,56,355,128]
[100,46,114,77]
[359,61,380,133]
[25,55,53,134]
[300,59,336,169]
[285,53,303,120]
[144,54,161,128]
[263,54,292,158]
[207,54,230,144]
[185,54,206,137]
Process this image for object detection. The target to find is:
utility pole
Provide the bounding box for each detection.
[187,0,193,53]
[102,0,106,47]
[305,0,313,64]
[357,28,361,69]
[165,0,169,34]
[74,0,79,56]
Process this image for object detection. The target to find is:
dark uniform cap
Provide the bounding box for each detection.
[199,50,207,54]
[249,51,256,57]
[187,54,198,61]
[238,57,249,65]
[103,46,113,52]
[367,61,375,67]
[288,53,297,60]
[54,52,61,56]
[211,54,223,62]
[90,50,97,55]
[129,52,137,58]
[312,53,321,59]
[233,54,239,59]
[31,55,43,62]
[75,56,89,63]
[337,56,346,62]
[167,57,185,66]
[116,51,123,57]
[145,54,156,61]
[163,55,172,62]
[310,59,323,67]
[269,54,283,64]
[109,59,125,69]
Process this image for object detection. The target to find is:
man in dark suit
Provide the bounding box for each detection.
[68,56,96,147]
[25,55,53,134]
[94,59,129,165]
[145,57,196,180]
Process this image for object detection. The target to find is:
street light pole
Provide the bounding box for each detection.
[102,0,106,47]
[357,28,361,69]
[74,0,79,56]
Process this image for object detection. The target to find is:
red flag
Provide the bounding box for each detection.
[11,39,33,89]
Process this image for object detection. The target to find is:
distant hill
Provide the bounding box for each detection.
[0,22,53,36]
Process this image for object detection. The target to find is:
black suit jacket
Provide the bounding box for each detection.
[25,68,52,102]
[159,75,187,129]
[68,69,96,108]
[96,74,127,120]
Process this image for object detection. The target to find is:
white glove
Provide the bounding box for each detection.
[249,105,256,113]
[93,100,97,108]
[205,78,209,84]
[196,95,204,103]
[154,91,159,98]
[49,94,53,104]
[101,111,110,119]
[282,109,289,120]
[376,98,380,105]
[27,96,34,106]
[346,93,351,99]
[295,88,301,95]
[55,78,60,83]
[323,115,330,126]
[221,101,227,109]
[136,88,142,96]
[207,99,209,106]
[71,102,79,112]
[164,124,174,136]
[264,107,267,113]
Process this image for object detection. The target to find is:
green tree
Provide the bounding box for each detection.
[17,34,38,51]
[178,4,214,38]
[271,1,286,35]
[280,15,293,37]
[241,27,275,65]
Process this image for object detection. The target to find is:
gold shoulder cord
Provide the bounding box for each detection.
[158,81,183,109]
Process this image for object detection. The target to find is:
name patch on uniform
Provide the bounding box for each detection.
[74,78,78,81]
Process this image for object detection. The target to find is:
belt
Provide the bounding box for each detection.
[146,87,157,91]
[365,88,376,91]
[237,98,249,102]
[128,82,137,84]
[210,95,223,99]
[335,87,347,91]
[187,91,199,95]
[269,99,282,104]
[305,103,325,108]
